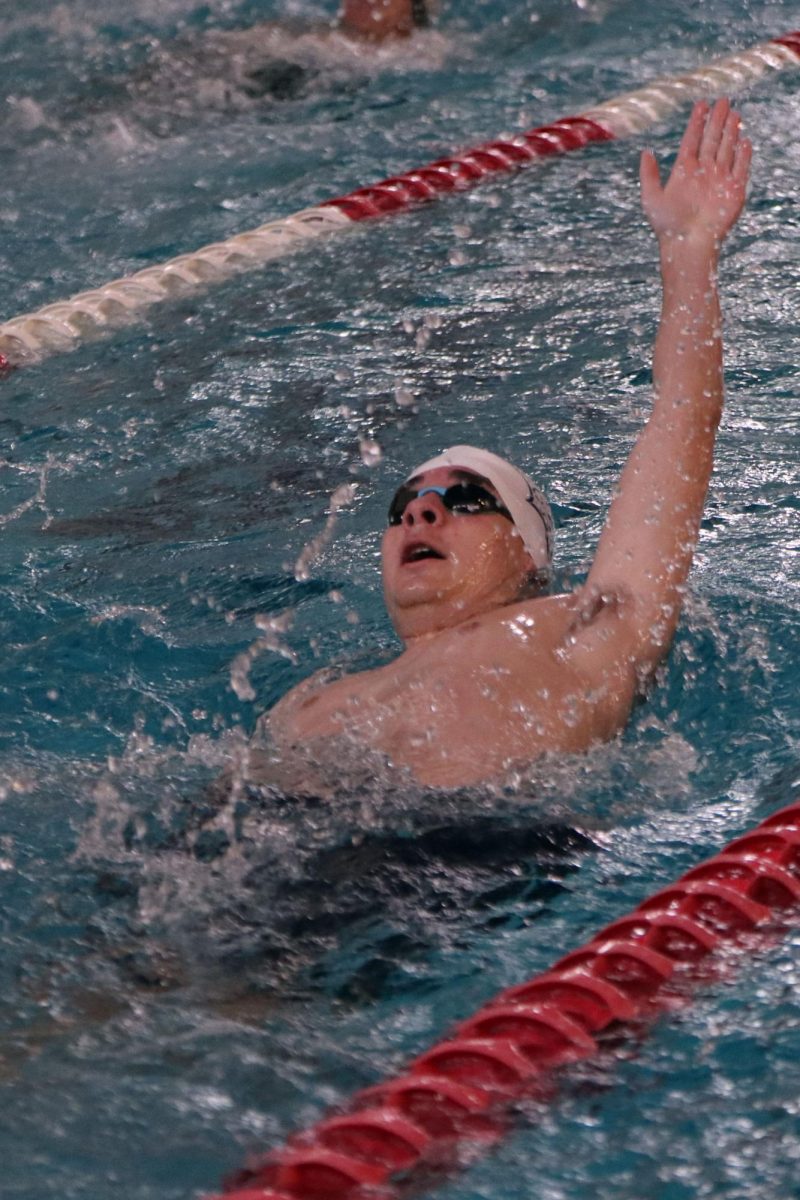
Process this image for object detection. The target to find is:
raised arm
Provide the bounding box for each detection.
[572,99,751,682]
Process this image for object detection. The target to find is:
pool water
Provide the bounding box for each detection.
[1,0,799,1197]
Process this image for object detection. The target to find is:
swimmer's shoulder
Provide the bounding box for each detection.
[498,586,637,668]
[499,589,580,635]
[261,650,412,747]
[514,583,633,632]
[259,663,346,740]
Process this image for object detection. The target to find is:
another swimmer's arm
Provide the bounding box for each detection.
[572,99,751,678]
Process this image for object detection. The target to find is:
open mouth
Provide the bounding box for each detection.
[401,542,446,565]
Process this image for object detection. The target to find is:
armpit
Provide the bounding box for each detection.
[556,585,652,707]
[554,584,640,677]
[566,585,632,635]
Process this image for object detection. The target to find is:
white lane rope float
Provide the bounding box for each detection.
[1,30,798,371]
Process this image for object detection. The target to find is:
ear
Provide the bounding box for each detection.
[516,557,548,600]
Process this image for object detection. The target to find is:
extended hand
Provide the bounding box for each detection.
[640,98,752,249]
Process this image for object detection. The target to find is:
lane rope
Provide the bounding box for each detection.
[1,30,799,368]
[211,796,800,1200]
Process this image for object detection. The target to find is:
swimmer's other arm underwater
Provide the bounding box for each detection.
[263,100,752,790]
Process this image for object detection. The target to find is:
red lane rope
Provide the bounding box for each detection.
[211,798,800,1200]
[3,31,800,367]
[774,31,800,53]
[320,117,614,221]
[317,26,800,224]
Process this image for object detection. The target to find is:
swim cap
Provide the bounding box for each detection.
[406,444,554,568]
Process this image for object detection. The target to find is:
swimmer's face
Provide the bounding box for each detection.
[381,467,536,641]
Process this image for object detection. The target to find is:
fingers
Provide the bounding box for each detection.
[716,106,741,172]
[639,148,662,207]
[666,98,747,174]
[677,99,709,163]
[698,96,731,160]
[733,136,753,187]
[695,97,746,176]
[642,98,751,244]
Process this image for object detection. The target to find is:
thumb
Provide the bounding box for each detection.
[639,148,662,211]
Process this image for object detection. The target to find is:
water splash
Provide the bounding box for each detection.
[293,481,358,583]
[229,610,298,703]
[0,456,52,528]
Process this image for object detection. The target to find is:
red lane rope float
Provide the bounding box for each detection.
[2,32,800,368]
[209,797,800,1200]
[319,117,612,221]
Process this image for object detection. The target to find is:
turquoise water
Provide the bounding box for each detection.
[1,1,799,1197]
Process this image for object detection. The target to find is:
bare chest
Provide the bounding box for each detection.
[268,600,603,786]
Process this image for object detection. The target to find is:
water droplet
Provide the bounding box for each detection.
[395,386,416,408]
[359,437,383,467]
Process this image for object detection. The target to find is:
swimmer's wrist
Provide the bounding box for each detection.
[658,236,721,285]
[657,228,722,263]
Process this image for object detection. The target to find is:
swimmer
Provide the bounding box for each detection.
[262,99,752,790]
[104,0,447,129]
[338,0,433,42]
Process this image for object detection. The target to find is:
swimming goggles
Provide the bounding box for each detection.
[388,482,513,526]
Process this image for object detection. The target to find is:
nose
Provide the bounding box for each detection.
[402,491,445,526]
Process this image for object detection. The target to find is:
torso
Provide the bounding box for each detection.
[266,592,639,788]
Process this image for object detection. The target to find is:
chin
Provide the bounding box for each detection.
[385,591,443,634]
[385,564,449,604]
[389,591,483,642]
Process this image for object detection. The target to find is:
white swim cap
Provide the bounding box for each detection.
[406,444,554,568]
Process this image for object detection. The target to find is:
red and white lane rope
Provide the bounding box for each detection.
[210,796,800,1200]
[1,30,799,371]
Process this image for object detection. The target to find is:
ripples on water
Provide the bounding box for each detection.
[1,0,799,1197]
